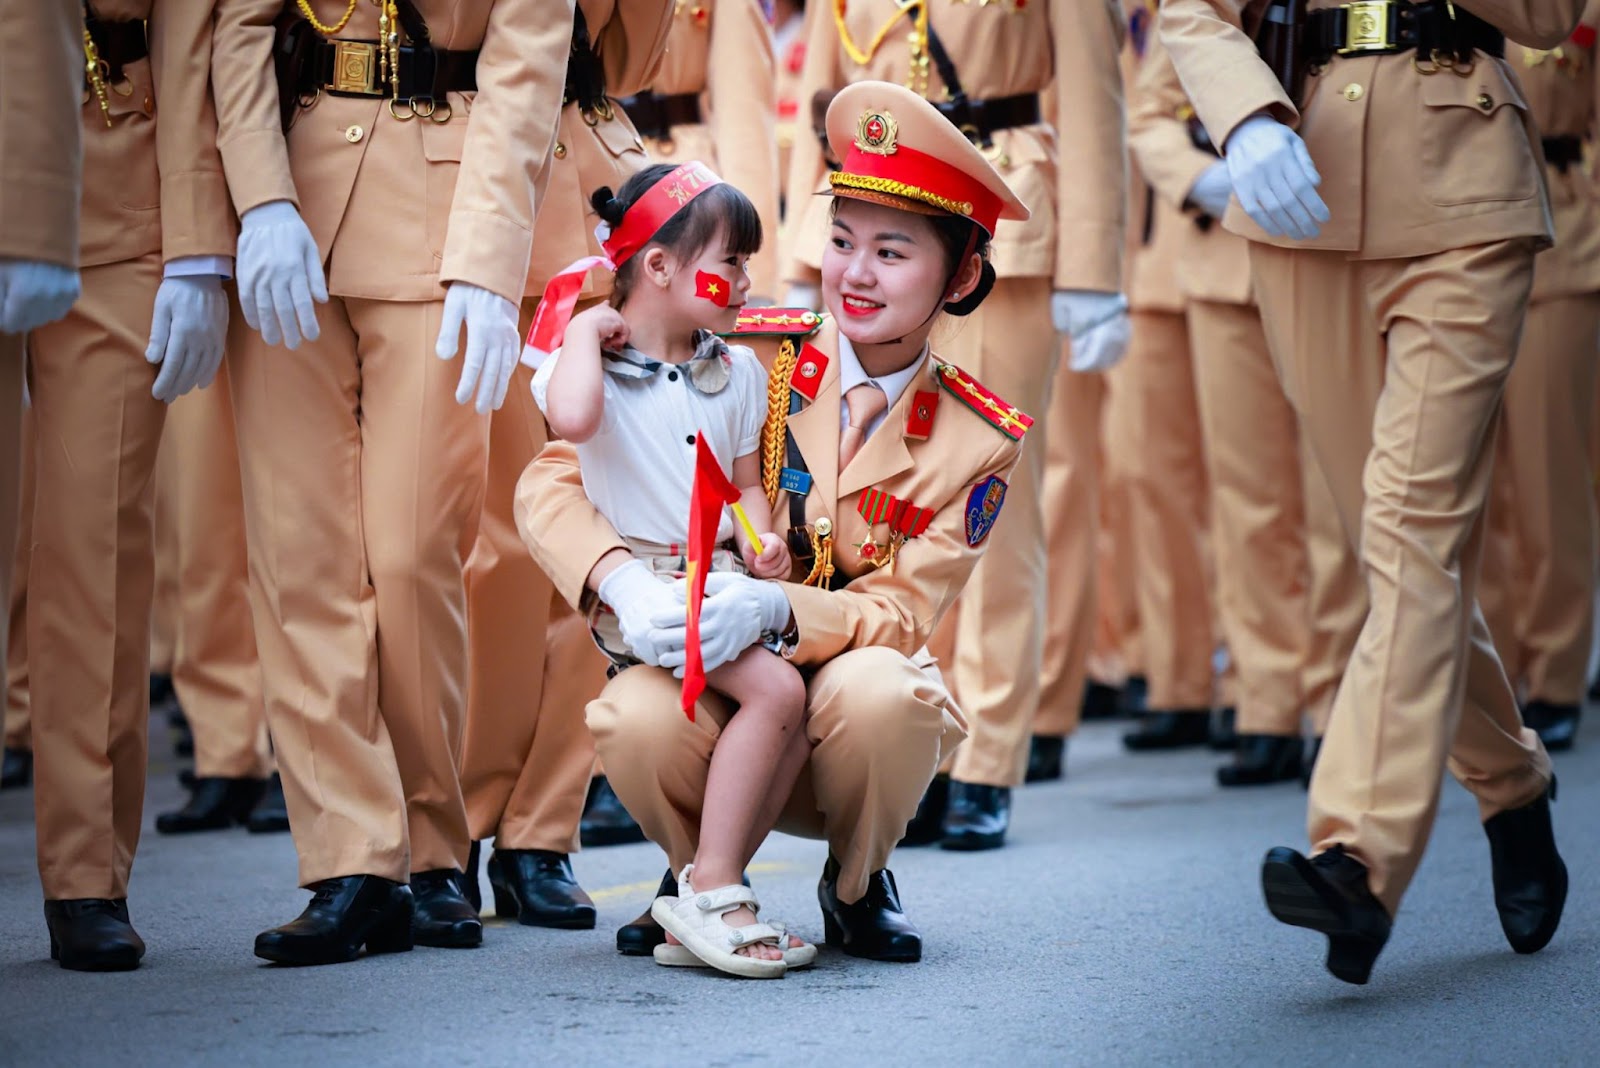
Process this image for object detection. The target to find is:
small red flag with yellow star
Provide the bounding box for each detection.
[694,270,731,308]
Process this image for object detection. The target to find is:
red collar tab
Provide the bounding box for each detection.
[935,362,1032,441]
[603,161,723,267]
[790,342,829,402]
[904,389,939,439]
[1571,23,1597,48]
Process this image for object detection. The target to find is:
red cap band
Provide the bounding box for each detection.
[835,142,1006,236]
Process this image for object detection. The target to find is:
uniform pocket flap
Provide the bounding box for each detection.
[1419,61,1528,115]
[421,115,470,162]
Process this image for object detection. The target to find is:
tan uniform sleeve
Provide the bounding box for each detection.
[0,0,83,267]
[1459,0,1584,46]
[709,0,781,299]
[210,0,299,215]
[1158,0,1296,151]
[438,0,574,303]
[1128,28,1217,212]
[1049,0,1128,292]
[781,0,843,286]
[594,0,676,98]
[151,0,238,261]
[515,440,631,609]
[784,434,1021,665]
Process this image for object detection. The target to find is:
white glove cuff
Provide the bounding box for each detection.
[755,580,793,635]
[597,558,657,609]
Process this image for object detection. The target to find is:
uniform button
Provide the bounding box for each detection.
[686,434,696,445]
[554,141,567,159]
[1477,93,1495,111]
[1341,83,1363,101]
[344,124,364,143]
[667,370,679,382]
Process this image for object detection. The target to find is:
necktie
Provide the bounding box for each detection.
[839,382,889,473]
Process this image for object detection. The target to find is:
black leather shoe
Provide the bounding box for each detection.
[617,869,676,955]
[899,773,949,847]
[156,777,267,834]
[149,672,176,712]
[1261,845,1391,985]
[462,841,483,914]
[410,869,482,948]
[246,774,291,834]
[44,899,145,971]
[1522,701,1580,752]
[1208,707,1239,751]
[1122,710,1211,751]
[487,849,596,929]
[1484,780,1567,954]
[940,781,1011,851]
[1217,735,1304,787]
[1119,675,1150,716]
[1025,735,1066,784]
[1081,681,1123,721]
[1301,737,1322,790]
[254,876,414,965]
[819,856,921,962]
[1,747,31,789]
[579,776,647,847]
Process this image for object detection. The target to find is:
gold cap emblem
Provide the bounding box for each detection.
[855,110,899,156]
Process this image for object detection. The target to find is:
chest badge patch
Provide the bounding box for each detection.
[964,476,1008,548]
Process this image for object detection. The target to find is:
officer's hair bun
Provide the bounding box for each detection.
[944,261,995,317]
[590,186,627,227]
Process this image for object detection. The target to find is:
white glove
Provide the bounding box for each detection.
[783,282,821,311]
[1223,115,1328,241]
[597,559,683,668]
[0,259,80,334]
[436,282,521,413]
[1053,289,1131,373]
[1188,160,1234,221]
[145,275,229,402]
[236,200,328,350]
[656,571,792,677]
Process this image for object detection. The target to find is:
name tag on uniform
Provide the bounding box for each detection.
[779,467,813,495]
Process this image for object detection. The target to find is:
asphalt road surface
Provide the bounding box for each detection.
[2,713,1596,1066]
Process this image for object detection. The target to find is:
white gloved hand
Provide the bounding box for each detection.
[237,200,327,349]
[145,275,229,402]
[783,282,822,311]
[1188,160,1234,220]
[1223,115,1329,240]
[0,259,80,334]
[597,559,683,668]
[656,571,792,677]
[1053,289,1131,373]
[436,281,521,413]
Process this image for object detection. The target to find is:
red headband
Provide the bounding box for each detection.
[523,162,726,366]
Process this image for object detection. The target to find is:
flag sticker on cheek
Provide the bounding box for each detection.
[695,270,731,308]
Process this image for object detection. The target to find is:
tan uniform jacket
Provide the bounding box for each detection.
[0,0,83,267]
[211,0,572,304]
[1160,0,1583,256]
[1128,12,1252,304]
[515,318,1024,666]
[1121,9,1190,312]
[83,1,236,269]
[782,0,1126,291]
[634,0,780,298]
[1517,8,1600,298]
[528,0,674,296]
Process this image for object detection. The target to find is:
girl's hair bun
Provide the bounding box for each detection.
[589,186,627,227]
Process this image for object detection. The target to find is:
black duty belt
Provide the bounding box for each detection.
[297,34,478,99]
[1303,1,1504,67]
[617,92,702,140]
[1542,135,1584,173]
[933,94,1041,145]
[85,17,148,84]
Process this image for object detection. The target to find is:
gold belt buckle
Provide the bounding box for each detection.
[330,40,380,95]
[1340,0,1393,54]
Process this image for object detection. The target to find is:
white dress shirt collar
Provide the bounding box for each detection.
[836,334,928,437]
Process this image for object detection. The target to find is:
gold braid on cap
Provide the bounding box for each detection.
[829,172,975,219]
[761,338,798,506]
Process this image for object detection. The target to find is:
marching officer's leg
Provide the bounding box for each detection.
[3,406,34,790]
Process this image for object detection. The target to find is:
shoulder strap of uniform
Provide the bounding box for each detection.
[934,361,1033,442]
[725,307,826,337]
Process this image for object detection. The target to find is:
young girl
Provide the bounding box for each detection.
[529,162,813,979]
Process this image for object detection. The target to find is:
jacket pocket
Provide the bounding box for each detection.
[1418,61,1538,207]
[421,116,469,259]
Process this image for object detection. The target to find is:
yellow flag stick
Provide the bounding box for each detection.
[729,502,765,553]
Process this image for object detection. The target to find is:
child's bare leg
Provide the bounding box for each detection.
[691,647,807,960]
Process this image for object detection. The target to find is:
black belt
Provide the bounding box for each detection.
[1303,1,1504,66]
[933,94,1041,145]
[1543,135,1584,172]
[617,92,702,141]
[296,34,478,100]
[85,17,148,84]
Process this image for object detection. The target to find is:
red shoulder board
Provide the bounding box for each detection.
[790,342,829,402]
[727,308,825,336]
[935,362,1033,442]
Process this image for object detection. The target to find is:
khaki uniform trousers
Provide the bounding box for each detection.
[930,276,1060,786]
[5,402,33,753]
[1090,376,1142,686]
[1251,239,1552,916]
[159,364,270,779]
[150,469,179,679]
[1117,308,1215,710]
[1034,358,1108,737]
[228,294,486,887]
[459,301,606,853]
[1187,299,1308,736]
[1299,427,1367,738]
[1480,293,1600,705]
[590,647,965,904]
[28,252,167,899]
